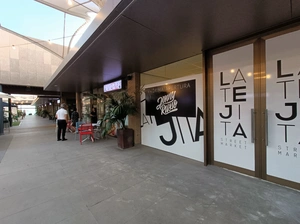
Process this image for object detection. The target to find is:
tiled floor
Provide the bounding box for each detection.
[0,115,299,224]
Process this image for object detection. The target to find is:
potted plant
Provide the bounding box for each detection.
[100,91,137,149]
[41,109,50,118]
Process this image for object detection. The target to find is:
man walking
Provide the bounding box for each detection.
[55,103,69,141]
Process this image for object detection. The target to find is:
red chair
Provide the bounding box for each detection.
[78,123,94,144]
[66,120,72,132]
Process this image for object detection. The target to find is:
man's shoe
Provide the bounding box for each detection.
[57,139,61,141]
[62,139,68,141]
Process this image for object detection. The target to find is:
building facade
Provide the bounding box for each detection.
[43,1,300,190]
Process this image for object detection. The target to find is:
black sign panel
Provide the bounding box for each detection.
[145,79,196,117]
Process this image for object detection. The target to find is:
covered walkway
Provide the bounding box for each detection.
[0,115,299,224]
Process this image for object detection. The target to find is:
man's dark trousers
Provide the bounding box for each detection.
[57,120,67,140]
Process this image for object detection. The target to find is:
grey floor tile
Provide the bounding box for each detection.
[0,168,67,200]
[89,193,142,224]
[98,171,145,194]
[0,177,80,219]
[0,116,299,224]
[69,171,103,190]
[89,179,170,224]
[126,192,208,224]
[197,201,298,224]
[0,190,88,224]
[79,182,115,207]
[0,134,12,162]
[56,210,99,224]
[90,161,132,180]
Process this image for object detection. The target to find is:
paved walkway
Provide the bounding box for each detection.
[0,115,299,224]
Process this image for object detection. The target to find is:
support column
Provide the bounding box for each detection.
[60,92,67,104]
[127,72,141,145]
[0,85,3,135]
[76,92,82,119]
[61,97,67,104]
[8,98,12,126]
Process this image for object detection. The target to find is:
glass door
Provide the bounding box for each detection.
[209,30,300,189]
[212,44,255,173]
[265,30,300,184]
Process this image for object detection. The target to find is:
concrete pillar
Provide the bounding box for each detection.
[46,104,50,118]
[60,92,67,105]
[127,72,141,145]
[61,97,67,104]
[52,103,55,117]
[0,85,3,135]
[8,99,12,126]
[76,92,82,119]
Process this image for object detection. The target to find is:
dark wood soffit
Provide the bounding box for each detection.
[45,0,300,93]
[2,85,59,96]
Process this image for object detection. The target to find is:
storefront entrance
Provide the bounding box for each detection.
[209,28,300,189]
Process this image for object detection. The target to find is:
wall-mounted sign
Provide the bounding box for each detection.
[141,75,204,162]
[145,80,196,118]
[104,80,122,92]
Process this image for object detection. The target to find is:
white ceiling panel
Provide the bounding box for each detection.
[74,0,90,4]
[83,2,100,12]
[35,0,102,19]
[69,6,91,15]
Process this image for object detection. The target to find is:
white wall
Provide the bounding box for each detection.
[141,74,204,162]
[0,28,62,87]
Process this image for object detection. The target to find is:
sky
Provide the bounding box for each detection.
[0,0,86,46]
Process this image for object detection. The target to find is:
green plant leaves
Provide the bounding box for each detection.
[99,90,137,137]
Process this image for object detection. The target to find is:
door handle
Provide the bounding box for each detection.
[265,109,268,146]
[251,109,255,143]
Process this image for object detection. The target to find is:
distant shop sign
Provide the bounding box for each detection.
[104,80,122,92]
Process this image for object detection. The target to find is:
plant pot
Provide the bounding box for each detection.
[117,128,134,149]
